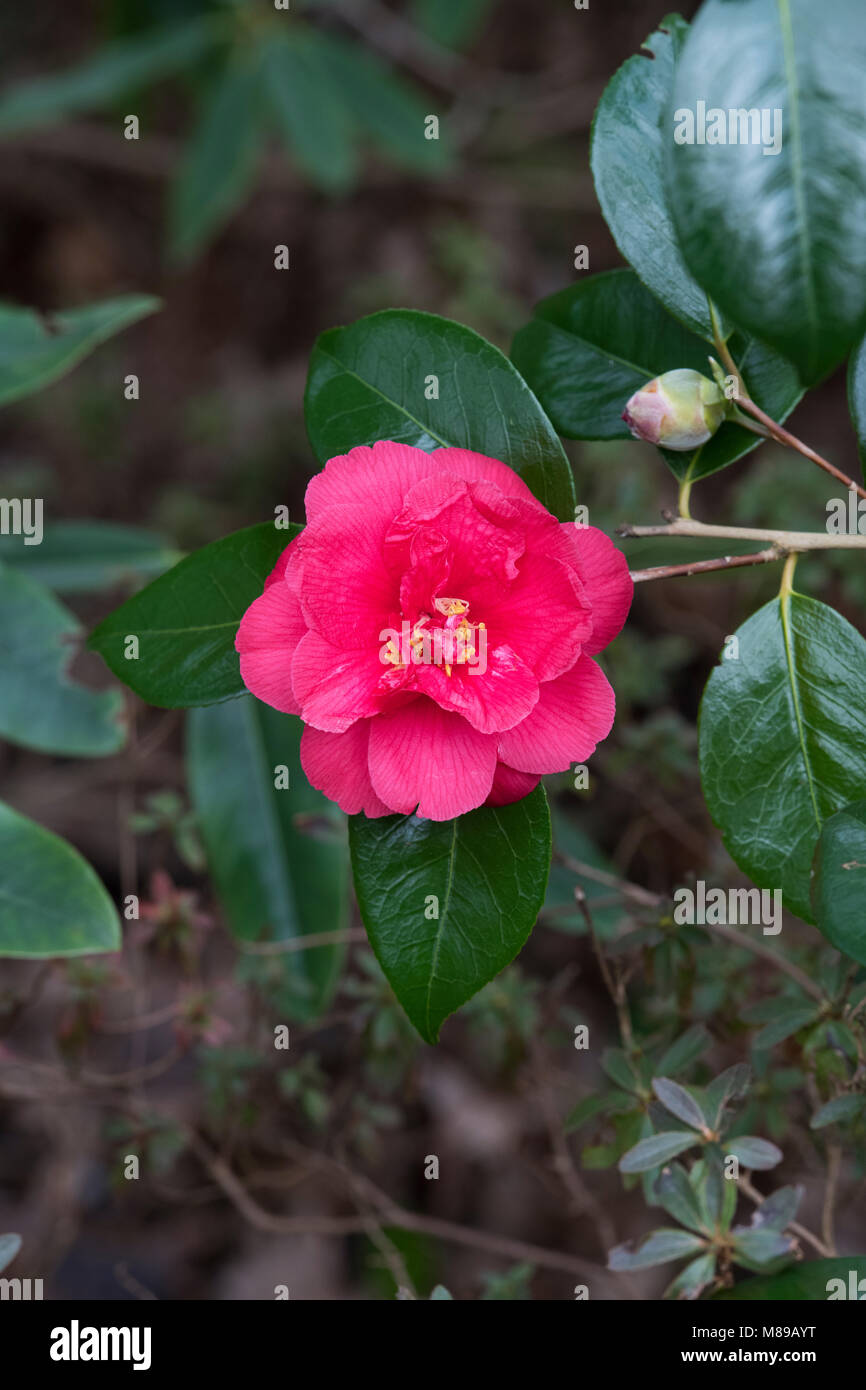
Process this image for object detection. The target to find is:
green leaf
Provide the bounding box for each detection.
[715,1256,866,1300]
[0,295,159,407]
[655,1024,711,1077]
[609,1228,706,1271]
[261,33,358,193]
[564,1092,619,1133]
[169,54,266,262]
[751,1185,802,1231]
[664,1251,717,1299]
[0,1234,22,1273]
[654,1163,707,1233]
[699,591,866,923]
[810,1093,866,1129]
[847,331,866,467]
[187,697,346,1017]
[0,800,120,957]
[666,0,866,385]
[410,0,494,50]
[88,521,297,708]
[306,309,575,521]
[725,1137,783,1171]
[0,521,179,594]
[754,1004,819,1050]
[813,800,866,966]
[429,1285,453,1300]
[0,563,124,755]
[703,1063,751,1129]
[619,1131,698,1173]
[0,18,223,134]
[348,787,551,1044]
[315,34,451,173]
[601,1047,639,1094]
[510,270,800,482]
[590,13,712,337]
[731,1228,795,1268]
[652,1078,707,1131]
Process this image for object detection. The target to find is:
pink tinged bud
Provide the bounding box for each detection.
[622,368,726,451]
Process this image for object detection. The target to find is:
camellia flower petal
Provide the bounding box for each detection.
[236,441,633,820]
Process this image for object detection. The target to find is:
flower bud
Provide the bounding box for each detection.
[622,368,726,451]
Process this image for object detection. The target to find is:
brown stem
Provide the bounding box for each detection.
[574,887,634,1053]
[735,396,866,501]
[618,516,866,550]
[631,547,782,583]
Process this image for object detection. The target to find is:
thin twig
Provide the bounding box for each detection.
[240,928,368,955]
[822,1144,842,1255]
[618,516,866,550]
[631,547,782,583]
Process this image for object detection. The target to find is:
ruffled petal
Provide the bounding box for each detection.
[368,699,497,820]
[301,721,391,817]
[411,642,539,734]
[291,629,393,732]
[235,581,307,714]
[429,447,539,503]
[481,551,591,683]
[304,441,439,524]
[497,655,615,773]
[570,526,633,655]
[290,504,397,648]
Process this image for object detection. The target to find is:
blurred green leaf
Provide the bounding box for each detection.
[0,521,179,594]
[0,295,159,407]
[169,53,266,262]
[410,0,494,50]
[0,563,124,755]
[0,800,120,957]
[261,32,359,193]
[725,1136,783,1171]
[187,696,346,1018]
[810,1093,866,1129]
[609,1228,706,1271]
[813,800,866,967]
[0,17,223,134]
[0,1234,22,1273]
[619,1132,697,1173]
[715,1256,866,1300]
[652,1078,706,1132]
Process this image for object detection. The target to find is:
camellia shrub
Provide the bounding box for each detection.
[4,0,866,1301]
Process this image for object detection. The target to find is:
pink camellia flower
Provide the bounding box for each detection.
[235,442,632,821]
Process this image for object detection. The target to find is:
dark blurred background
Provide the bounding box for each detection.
[0,0,862,1301]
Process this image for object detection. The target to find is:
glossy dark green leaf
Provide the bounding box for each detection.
[0,18,223,134]
[348,787,551,1044]
[261,33,358,193]
[88,521,298,708]
[810,1093,866,1129]
[652,1078,706,1131]
[699,591,866,923]
[714,1256,866,1301]
[813,800,866,966]
[847,332,866,467]
[0,800,120,957]
[306,309,575,520]
[315,34,451,173]
[0,563,124,755]
[609,1228,706,1271]
[0,295,159,407]
[591,13,712,336]
[511,270,800,482]
[169,54,266,262]
[187,697,346,1017]
[666,0,866,385]
[0,521,179,594]
[619,1131,697,1173]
